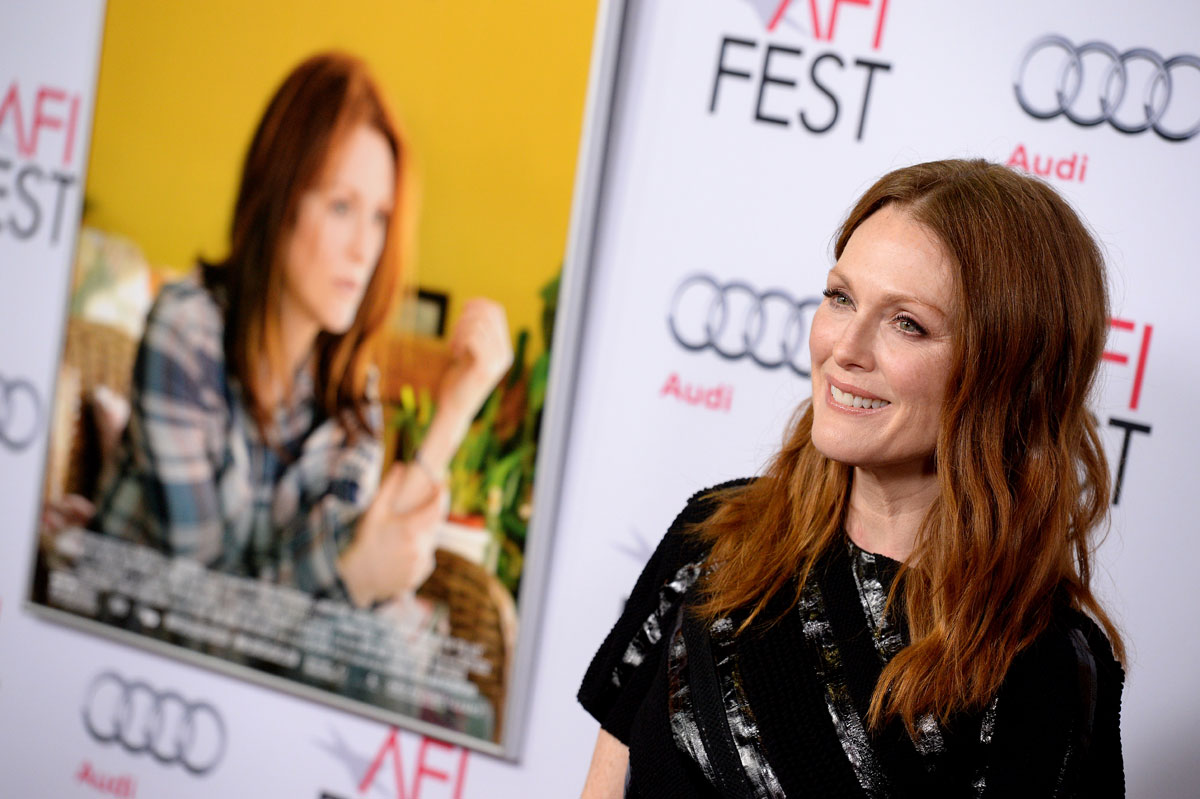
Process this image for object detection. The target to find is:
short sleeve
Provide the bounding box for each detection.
[577,479,750,744]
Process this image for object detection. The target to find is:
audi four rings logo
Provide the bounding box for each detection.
[1014,35,1200,141]
[0,373,42,452]
[82,671,226,775]
[668,274,819,376]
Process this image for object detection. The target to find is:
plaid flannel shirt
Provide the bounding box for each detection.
[92,278,382,600]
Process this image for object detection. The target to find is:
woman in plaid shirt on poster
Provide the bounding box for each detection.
[83,53,511,607]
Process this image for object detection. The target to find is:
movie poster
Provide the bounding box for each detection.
[25,1,592,757]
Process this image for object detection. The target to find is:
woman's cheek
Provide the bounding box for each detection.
[808,306,837,366]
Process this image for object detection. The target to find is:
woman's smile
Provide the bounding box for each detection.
[826,376,891,411]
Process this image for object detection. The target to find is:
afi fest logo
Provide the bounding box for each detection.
[318,726,470,799]
[711,0,893,140]
[1013,35,1200,142]
[1103,316,1154,505]
[0,79,83,246]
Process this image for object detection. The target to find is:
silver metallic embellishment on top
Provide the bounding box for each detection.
[848,541,946,761]
[668,614,787,799]
[799,579,892,798]
[971,696,1001,796]
[710,616,788,798]
[910,713,945,760]
[848,541,905,662]
[611,561,702,689]
[668,612,718,786]
[1014,35,1200,141]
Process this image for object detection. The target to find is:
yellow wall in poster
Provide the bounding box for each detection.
[84,0,598,349]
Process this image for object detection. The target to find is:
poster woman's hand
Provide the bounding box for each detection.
[338,463,446,607]
[441,297,513,424]
[420,298,514,474]
[42,494,97,536]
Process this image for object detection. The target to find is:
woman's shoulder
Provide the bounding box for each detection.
[148,275,223,336]
[1026,606,1123,679]
[998,603,1125,736]
[672,476,757,529]
[142,275,225,359]
[658,477,757,560]
[134,275,228,401]
[601,475,758,624]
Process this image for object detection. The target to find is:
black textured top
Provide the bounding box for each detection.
[578,481,1125,798]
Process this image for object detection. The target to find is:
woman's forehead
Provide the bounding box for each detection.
[834,207,956,314]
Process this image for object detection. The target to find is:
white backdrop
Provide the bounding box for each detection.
[2,1,1198,797]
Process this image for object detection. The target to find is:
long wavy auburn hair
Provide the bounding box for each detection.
[693,159,1124,732]
[202,52,415,436]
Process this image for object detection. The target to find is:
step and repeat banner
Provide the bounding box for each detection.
[3,1,1199,798]
[556,2,1199,798]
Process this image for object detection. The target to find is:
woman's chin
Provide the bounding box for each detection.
[810,433,858,466]
[320,312,359,336]
[810,430,884,470]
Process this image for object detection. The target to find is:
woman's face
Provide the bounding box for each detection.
[282,123,396,338]
[808,205,957,474]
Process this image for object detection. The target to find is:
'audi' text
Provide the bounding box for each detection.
[661,372,734,412]
[1006,144,1089,183]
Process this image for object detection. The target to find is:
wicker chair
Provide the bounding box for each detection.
[416,548,518,741]
[45,318,138,501]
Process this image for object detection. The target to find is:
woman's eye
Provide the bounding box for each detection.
[896,316,926,335]
[330,199,352,215]
[822,288,852,307]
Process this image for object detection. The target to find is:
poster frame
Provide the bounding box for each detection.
[21,0,632,761]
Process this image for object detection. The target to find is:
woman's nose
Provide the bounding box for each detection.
[832,315,876,371]
[347,212,369,263]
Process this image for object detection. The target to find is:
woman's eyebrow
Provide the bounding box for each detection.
[876,291,948,319]
[826,268,948,319]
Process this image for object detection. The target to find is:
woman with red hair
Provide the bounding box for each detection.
[89,53,511,606]
[580,160,1125,797]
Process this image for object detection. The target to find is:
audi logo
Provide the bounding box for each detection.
[82,671,226,775]
[667,274,819,376]
[0,373,41,451]
[1014,35,1200,141]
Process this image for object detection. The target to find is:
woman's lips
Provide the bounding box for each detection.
[824,376,890,411]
